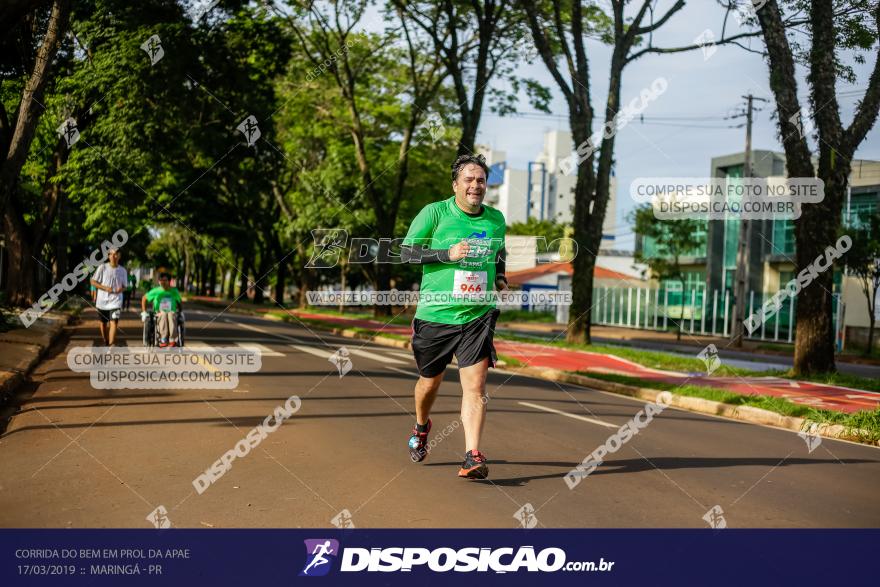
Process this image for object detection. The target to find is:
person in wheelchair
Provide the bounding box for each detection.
[140,272,184,347]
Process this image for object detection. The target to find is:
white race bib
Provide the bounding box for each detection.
[159,297,173,312]
[453,270,487,299]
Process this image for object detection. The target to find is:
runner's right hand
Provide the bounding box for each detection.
[140,311,149,322]
[448,240,470,261]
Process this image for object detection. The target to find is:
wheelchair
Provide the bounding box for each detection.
[142,310,186,348]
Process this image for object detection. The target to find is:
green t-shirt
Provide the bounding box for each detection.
[146,286,182,312]
[403,196,506,325]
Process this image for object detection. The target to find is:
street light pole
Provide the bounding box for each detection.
[731,94,768,347]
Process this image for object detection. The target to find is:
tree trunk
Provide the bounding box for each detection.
[338,259,346,314]
[225,266,234,299]
[297,272,308,308]
[755,0,837,374]
[568,46,624,345]
[566,164,594,344]
[274,257,286,306]
[55,190,68,282]
[298,268,316,309]
[0,0,71,216]
[373,261,391,318]
[3,202,37,306]
[565,118,597,344]
[195,256,203,296]
[372,213,396,318]
[792,164,848,373]
[208,262,217,297]
[239,260,249,301]
[253,249,268,305]
[867,314,876,357]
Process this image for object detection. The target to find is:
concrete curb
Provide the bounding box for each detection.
[0,310,73,400]
[502,367,876,445]
[191,303,878,447]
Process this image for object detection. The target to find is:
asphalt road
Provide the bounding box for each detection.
[1,306,878,529]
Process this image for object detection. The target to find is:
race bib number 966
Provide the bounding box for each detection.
[453,270,487,299]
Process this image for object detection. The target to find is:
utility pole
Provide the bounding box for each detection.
[731,94,768,347]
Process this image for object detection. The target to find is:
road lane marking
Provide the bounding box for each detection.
[346,348,407,364]
[236,342,284,357]
[518,401,618,429]
[226,319,305,343]
[186,341,216,351]
[290,345,335,359]
[385,350,414,360]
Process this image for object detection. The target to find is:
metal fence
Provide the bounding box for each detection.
[590,286,841,343]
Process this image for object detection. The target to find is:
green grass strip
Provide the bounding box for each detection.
[581,371,880,444]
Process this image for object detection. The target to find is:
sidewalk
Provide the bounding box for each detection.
[0,311,70,403]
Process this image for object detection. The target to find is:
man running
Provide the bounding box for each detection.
[90,248,128,347]
[401,153,507,479]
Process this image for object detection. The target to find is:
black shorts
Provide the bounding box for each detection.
[97,308,121,323]
[411,309,500,377]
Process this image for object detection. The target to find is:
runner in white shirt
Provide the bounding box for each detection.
[89,248,128,347]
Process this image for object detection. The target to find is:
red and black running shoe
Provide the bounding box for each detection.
[407,419,432,462]
[458,450,489,479]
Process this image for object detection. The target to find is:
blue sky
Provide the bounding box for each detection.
[474,2,880,250]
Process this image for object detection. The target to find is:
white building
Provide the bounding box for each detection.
[480,130,617,246]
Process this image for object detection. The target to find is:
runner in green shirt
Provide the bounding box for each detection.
[401,154,508,480]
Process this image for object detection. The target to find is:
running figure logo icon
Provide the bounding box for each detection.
[696,344,721,375]
[57,117,80,148]
[300,539,340,577]
[513,503,539,528]
[140,34,164,65]
[237,115,261,147]
[702,505,727,529]
[328,347,352,378]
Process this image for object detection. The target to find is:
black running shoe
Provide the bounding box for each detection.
[408,419,432,462]
[458,450,489,479]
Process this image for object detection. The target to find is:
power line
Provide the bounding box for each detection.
[487,88,869,124]
[490,111,738,122]
[637,121,743,129]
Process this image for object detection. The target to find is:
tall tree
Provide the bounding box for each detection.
[520,0,807,345]
[521,0,690,344]
[394,0,548,155]
[1,0,71,305]
[752,0,880,373]
[278,0,447,316]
